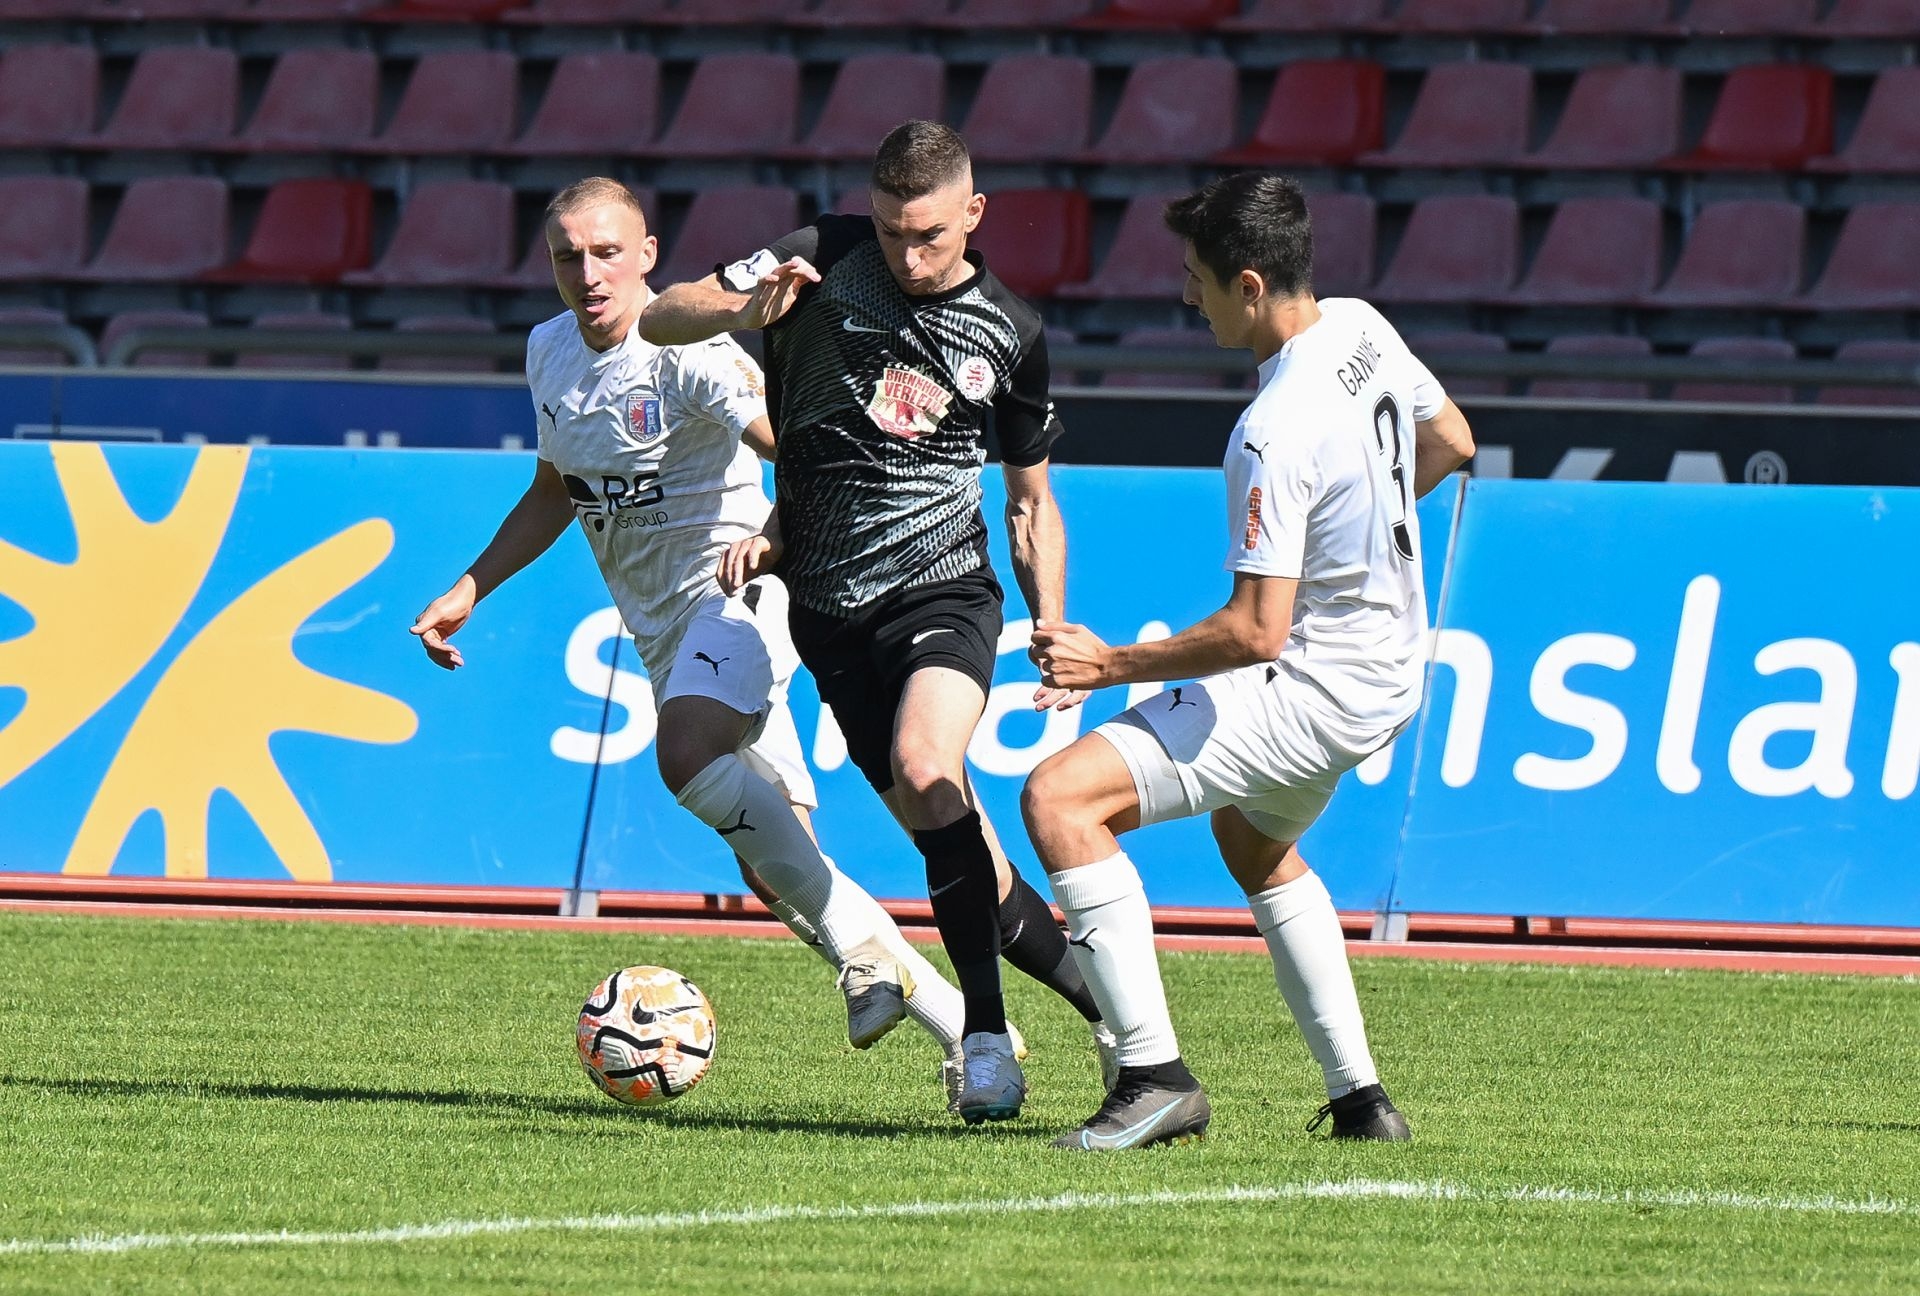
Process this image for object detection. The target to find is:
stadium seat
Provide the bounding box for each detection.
[503,0,668,19]
[1528,335,1653,401]
[1820,341,1920,408]
[970,189,1091,299]
[651,53,800,158]
[1215,60,1383,167]
[106,0,248,15]
[1394,0,1529,32]
[90,46,238,150]
[1404,331,1507,398]
[0,0,96,14]
[1808,68,1920,174]
[1521,65,1682,170]
[1681,0,1815,34]
[791,0,950,23]
[1358,62,1532,170]
[343,180,513,287]
[382,315,497,374]
[1057,191,1186,301]
[930,0,1095,27]
[512,52,659,156]
[1221,0,1386,30]
[74,177,229,282]
[1664,66,1832,172]
[1525,0,1675,33]
[653,185,801,287]
[1084,56,1235,165]
[831,186,872,216]
[1077,0,1238,28]
[1808,0,1920,35]
[1103,328,1232,390]
[363,0,521,18]
[1793,203,1920,311]
[0,44,97,148]
[1307,190,1377,297]
[781,54,942,161]
[1644,201,1805,307]
[1369,195,1519,303]
[232,50,377,153]
[1504,197,1663,306]
[369,51,517,155]
[0,307,77,367]
[236,311,352,371]
[249,0,377,14]
[1671,337,1796,405]
[665,0,804,19]
[0,177,88,281]
[100,309,211,369]
[962,55,1093,163]
[204,178,374,285]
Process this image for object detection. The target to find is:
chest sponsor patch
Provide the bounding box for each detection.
[867,366,953,440]
[955,355,996,402]
[627,393,664,446]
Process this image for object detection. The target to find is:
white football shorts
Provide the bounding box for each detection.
[1093,659,1397,844]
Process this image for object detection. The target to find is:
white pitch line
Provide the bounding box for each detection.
[2,1180,1912,1258]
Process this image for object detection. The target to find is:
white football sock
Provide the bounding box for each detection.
[1048,852,1179,1068]
[1248,870,1378,1099]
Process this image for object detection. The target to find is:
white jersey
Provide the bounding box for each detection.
[527,308,770,676]
[1224,297,1445,743]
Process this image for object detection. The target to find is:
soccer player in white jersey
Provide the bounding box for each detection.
[410,178,975,1097]
[1021,173,1476,1150]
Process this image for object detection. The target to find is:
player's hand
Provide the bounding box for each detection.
[411,576,476,670]
[1031,620,1111,694]
[741,257,821,330]
[719,533,782,595]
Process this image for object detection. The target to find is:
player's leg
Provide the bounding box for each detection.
[1212,805,1409,1142]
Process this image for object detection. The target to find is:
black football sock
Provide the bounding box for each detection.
[998,867,1103,1023]
[914,810,1007,1037]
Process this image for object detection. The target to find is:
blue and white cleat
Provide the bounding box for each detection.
[953,1031,1026,1124]
[1053,1074,1211,1151]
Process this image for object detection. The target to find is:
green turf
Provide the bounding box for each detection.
[0,911,1915,1295]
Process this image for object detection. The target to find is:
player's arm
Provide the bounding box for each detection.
[1412,397,1475,499]
[1003,458,1085,712]
[640,249,821,344]
[1034,572,1297,692]
[411,456,574,670]
[742,413,777,462]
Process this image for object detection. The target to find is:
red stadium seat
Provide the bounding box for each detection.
[382,315,497,374]
[666,0,804,19]
[369,51,517,155]
[791,0,950,23]
[249,0,377,14]
[1665,65,1832,171]
[1216,60,1383,167]
[237,311,352,371]
[503,0,668,18]
[1682,0,1814,34]
[0,176,88,280]
[1821,341,1920,408]
[653,185,802,287]
[1404,331,1507,398]
[1369,196,1519,303]
[101,309,212,369]
[1526,0,1674,33]
[343,180,513,287]
[1808,68,1920,174]
[1505,197,1663,306]
[963,55,1092,163]
[1394,0,1529,32]
[1103,328,1232,390]
[1358,62,1532,169]
[91,46,238,150]
[1521,65,1682,169]
[1307,190,1377,297]
[74,177,229,282]
[0,307,77,367]
[1222,0,1386,30]
[1058,191,1186,301]
[204,178,373,285]
[1084,56,1235,164]
[652,53,799,158]
[1529,335,1653,401]
[512,52,659,155]
[364,0,520,18]
[782,54,943,161]
[832,186,872,217]
[232,50,377,153]
[0,44,97,148]
[1793,203,1920,311]
[1808,0,1920,35]
[1077,0,1237,28]
[970,189,1091,299]
[930,0,1095,26]
[1671,337,1796,405]
[1644,201,1805,307]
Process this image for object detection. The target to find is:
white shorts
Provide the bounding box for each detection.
[1093,661,1393,843]
[643,577,817,810]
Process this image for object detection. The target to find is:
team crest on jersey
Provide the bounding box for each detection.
[955,355,996,402]
[868,366,953,440]
[627,394,664,445]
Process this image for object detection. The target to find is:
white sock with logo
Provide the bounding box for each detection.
[1047,852,1179,1067]
[1248,870,1378,1098]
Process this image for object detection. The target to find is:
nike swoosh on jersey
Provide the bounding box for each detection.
[911,627,955,645]
[841,317,889,334]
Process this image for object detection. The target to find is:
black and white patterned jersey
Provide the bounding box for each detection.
[718,214,1063,615]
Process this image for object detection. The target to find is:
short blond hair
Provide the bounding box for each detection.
[546,177,647,226]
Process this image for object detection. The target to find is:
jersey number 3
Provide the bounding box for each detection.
[1371,394,1415,562]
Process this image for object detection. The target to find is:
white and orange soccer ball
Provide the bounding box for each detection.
[575,965,716,1106]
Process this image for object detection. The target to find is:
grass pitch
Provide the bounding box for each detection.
[0,911,1915,1295]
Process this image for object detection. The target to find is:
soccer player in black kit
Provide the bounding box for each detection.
[642,121,1110,1123]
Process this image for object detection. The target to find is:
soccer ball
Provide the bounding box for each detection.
[575,965,716,1105]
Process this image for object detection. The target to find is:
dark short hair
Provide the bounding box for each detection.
[546,176,647,226]
[1163,173,1313,299]
[872,121,972,200]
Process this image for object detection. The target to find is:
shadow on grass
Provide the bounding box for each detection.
[0,1073,940,1139]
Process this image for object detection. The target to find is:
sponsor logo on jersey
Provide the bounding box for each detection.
[867,366,953,440]
[627,394,664,446]
[731,356,765,398]
[1245,486,1262,550]
[955,355,996,401]
[562,472,669,533]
